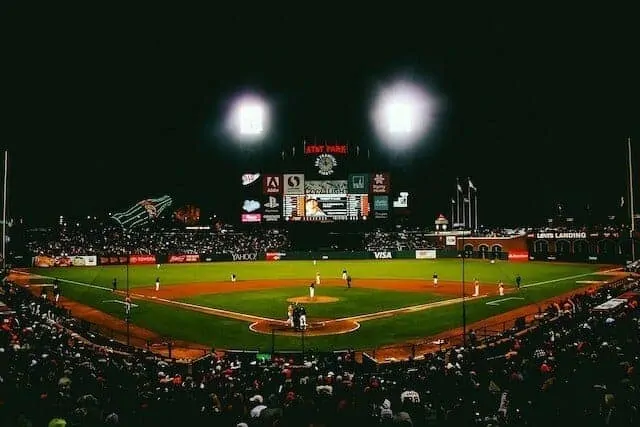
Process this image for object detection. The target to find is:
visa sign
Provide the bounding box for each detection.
[373,251,392,259]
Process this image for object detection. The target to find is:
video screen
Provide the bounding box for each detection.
[283,194,369,221]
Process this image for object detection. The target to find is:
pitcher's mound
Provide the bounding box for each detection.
[287,296,339,304]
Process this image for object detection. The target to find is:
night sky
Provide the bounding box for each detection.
[2,6,638,226]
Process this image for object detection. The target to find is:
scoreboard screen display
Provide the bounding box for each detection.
[283,194,369,221]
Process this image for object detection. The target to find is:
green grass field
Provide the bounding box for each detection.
[27,259,615,351]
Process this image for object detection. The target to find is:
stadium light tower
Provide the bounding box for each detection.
[370,79,436,149]
[225,93,270,143]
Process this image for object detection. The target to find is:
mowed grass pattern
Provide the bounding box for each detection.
[30,259,605,289]
[180,287,445,319]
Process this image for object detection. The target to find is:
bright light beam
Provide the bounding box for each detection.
[226,93,270,142]
[371,80,436,149]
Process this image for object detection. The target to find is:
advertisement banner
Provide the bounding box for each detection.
[508,251,529,261]
[241,213,262,223]
[263,175,282,195]
[373,195,389,211]
[266,252,286,261]
[263,195,281,222]
[231,253,258,261]
[415,249,437,259]
[373,251,393,259]
[446,236,457,246]
[283,174,305,195]
[168,254,200,263]
[99,256,129,265]
[129,255,157,264]
[348,173,370,194]
[371,172,391,194]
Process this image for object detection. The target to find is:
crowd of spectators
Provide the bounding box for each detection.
[26,226,291,258]
[2,268,639,426]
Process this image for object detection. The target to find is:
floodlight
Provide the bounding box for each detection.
[226,93,270,142]
[370,79,436,149]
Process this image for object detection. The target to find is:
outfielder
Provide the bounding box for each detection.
[473,278,480,297]
[155,277,160,292]
[309,281,315,299]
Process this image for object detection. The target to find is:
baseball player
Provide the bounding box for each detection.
[155,277,160,292]
[498,280,505,296]
[53,282,61,304]
[112,278,117,292]
[299,305,307,330]
[287,304,294,327]
[473,278,480,297]
[342,268,348,281]
[315,271,321,286]
[231,273,237,283]
[309,281,315,299]
[432,272,438,287]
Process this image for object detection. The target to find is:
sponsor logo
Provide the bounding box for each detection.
[535,232,587,239]
[232,253,258,261]
[371,172,390,193]
[264,196,279,209]
[263,175,281,194]
[169,254,200,263]
[284,174,305,194]
[242,200,261,212]
[315,154,337,176]
[373,251,392,259]
[129,255,157,264]
[242,173,260,186]
[415,250,437,259]
[241,213,262,223]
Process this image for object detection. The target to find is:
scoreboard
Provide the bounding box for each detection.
[240,140,390,223]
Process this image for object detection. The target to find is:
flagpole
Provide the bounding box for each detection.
[2,151,7,270]
[468,180,472,231]
[628,137,635,261]
[456,179,460,227]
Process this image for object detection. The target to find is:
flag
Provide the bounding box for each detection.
[468,179,476,190]
[112,195,173,230]
[620,196,625,207]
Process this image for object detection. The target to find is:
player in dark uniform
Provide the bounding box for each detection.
[112,278,117,292]
[346,275,352,289]
[515,274,522,290]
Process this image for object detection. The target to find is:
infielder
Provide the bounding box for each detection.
[432,273,438,287]
[473,278,480,297]
[286,304,294,327]
[155,277,160,292]
[342,268,348,281]
[498,281,505,296]
[309,281,315,299]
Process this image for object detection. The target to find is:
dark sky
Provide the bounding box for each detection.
[2,6,638,226]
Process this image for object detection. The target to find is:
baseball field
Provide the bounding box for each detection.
[17,259,621,358]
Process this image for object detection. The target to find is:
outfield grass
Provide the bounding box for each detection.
[30,259,604,289]
[26,260,613,351]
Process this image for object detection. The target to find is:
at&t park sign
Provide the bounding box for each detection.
[535,232,587,239]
